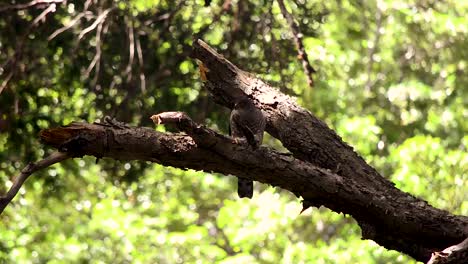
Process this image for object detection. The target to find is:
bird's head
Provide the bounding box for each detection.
[234,97,255,110]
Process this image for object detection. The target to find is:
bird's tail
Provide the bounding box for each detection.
[237,177,253,199]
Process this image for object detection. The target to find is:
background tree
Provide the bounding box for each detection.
[0,0,466,263]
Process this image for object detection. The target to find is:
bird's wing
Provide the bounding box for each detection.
[240,125,257,148]
[242,109,265,147]
[230,110,257,147]
[254,111,266,144]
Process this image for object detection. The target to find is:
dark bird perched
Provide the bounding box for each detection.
[229,97,266,198]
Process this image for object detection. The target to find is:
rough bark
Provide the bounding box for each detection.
[30,40,468,263]
[189,40,468,262]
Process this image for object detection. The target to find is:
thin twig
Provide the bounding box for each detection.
[277,0,316,88]
[0,151,70,214]
[0,0,62,12]
[135,32,146,92]
[78,7,113,41]
[83,0,92,11]
[84,9,106,81]
[0,72,13,95]
[48,12,92,41]
[84,23,102,79]
[32,2,57,24]
[125,20,135,82]
[91,20,104,85]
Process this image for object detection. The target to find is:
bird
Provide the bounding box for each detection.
[229,97,266,198]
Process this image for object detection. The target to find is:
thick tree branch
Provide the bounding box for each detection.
[190,39,468,262]
[36,117,346,204]
[35,116,440,236]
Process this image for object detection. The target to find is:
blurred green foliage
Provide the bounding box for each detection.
[0,0,467,263]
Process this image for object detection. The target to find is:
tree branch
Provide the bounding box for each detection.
[28,111,468,263]
[190,39,468,262]
[78,7,113,41]
[48,12,91,41]
[0,151,70,214]
[4,117,342,217]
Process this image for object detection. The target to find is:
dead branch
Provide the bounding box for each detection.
[32,118,349,207]
[15,114,391,227]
